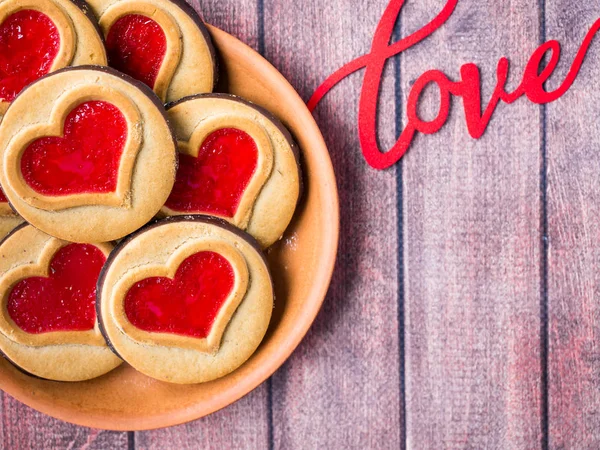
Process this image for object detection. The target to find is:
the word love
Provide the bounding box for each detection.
[308,0,600,170]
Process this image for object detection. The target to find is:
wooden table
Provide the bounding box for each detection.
[2,0,600,448]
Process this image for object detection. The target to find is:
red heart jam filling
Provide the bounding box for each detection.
[0,189,7,203]
[0,10,60,103]
[124,251,235,338]
[7,244,106,334]
[105,14,167,90]
[21,101,127,196]
[165,128,259,217]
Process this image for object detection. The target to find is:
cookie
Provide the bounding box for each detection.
[0,189,23,239]
[86,0,216,103]
[97,215,273,384]
[0,0,107,117]
[163,94,302,248]
[0,66,177,243]
[0,224,122,381]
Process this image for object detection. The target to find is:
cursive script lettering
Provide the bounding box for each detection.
[308,0,600,170]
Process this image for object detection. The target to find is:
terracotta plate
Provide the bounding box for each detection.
[0,25,339,430]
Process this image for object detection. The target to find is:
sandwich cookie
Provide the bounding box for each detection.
[0,66,177,242]
[97,216,273,384]
[87,0,216,102]
[0,0,107,116]
[0,224,121,381]
[163,94,302,248]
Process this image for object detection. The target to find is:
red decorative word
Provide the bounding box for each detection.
[308,0,600,170]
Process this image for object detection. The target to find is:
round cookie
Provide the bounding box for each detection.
[0,224,122,381]
[0,66,177,243]
[163,94,302,248]
[98,215,273,384]
[86,0,216,102]
[0,0,107,116]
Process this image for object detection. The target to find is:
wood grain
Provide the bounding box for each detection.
[263,0,402,448]
[546,2,600,448]
[188,0,260,51]
[4,1,600,448]
[133,1,271,448]
[401,0,544,448]
[0,392,127,449]
[133,387,269,449]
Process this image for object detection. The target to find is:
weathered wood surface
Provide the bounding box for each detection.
[3,0,600,449]
[134,387,269,449]
[263,0,401,448]
[546,2,600,449]
[401,0,544,448]
[0,393,127,450]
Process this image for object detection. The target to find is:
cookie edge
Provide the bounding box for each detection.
[164,0,219,91]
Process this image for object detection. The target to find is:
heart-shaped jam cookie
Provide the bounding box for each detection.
[164,94,302,248]
[0,0,106,115]
[164,117,274,230]
[98,216,273,384]
[0,9,61,103]
[106,14,169,92]
[124,250,240,340]
[20,100,129,198]
[165,128,259,217]
[7,243,106,335]
[0,67,177,243]
[0,224,121,381]
[89,0,216,102]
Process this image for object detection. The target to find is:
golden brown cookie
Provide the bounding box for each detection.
[0,224,122,381]
[163,94,302,248]
[0,190,23,239]
[0,66,177,243]
[86,0,216,102]
[0,0,107,116]
[0,215,23,239]
[98,215,273,384]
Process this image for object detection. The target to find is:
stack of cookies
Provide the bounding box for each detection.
[0,0,301,383]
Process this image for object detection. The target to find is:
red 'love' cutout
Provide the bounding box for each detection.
[124,251,235,339]
[7,244,106,334]
[309,0,600,169]
[165,128,259,217]
[0,190,7,203]
[21,101,127,196]
[105,14,167,90]
[0,10,60,103]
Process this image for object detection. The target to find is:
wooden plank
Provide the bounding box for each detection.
[134,387,269,449]
[0,392,127,449]
[135,1,270,447]
[187,0,260,51]
[401,0,544,447]
[263,0,401,448]
[545,2,600,448]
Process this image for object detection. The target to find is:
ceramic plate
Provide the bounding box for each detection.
[0,25,339,430]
